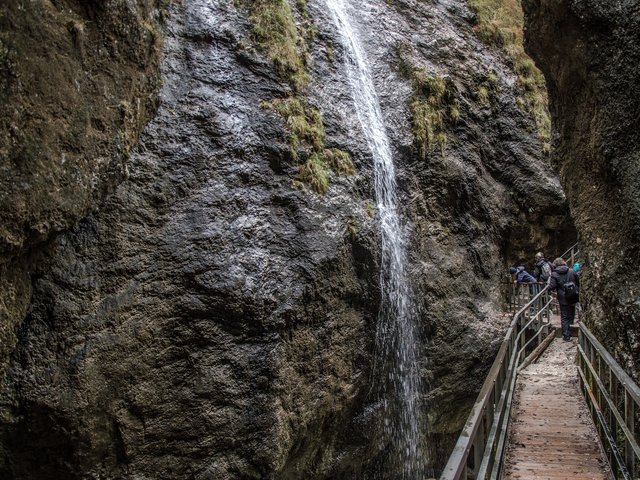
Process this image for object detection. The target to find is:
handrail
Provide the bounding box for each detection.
[439,286,554,480]
[503,282,548,314]
[560,242,581,267]
[577,322,640,479]
[560,241,580,260]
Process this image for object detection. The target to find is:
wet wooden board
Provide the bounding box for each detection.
[502,337,612,479]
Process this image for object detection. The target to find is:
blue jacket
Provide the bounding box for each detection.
[514,266,537,284]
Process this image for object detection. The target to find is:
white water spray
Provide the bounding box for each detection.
[325,0,424,477]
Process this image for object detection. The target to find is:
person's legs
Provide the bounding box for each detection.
[568,303,576,325]
[560,304,572,340]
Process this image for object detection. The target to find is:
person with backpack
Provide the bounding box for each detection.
[548,257,580,341]
[533,252,552,284]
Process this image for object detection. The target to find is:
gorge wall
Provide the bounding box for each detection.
[523,0,640,378]
[1,0,572,478]
[0,0,163,378]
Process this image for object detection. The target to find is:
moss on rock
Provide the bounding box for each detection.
[467,0,550,146]
[263,97,354,193]
[405,68,459,159]
[238,0,310,90]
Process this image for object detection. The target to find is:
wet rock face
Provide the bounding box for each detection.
[0,0,162,258]
[0,0,163,377]
[522,0,640,377]
[1,0,572,478]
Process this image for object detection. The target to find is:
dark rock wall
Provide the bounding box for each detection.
[523,0,640,377]
[1,0,572,478]
[0,0,163,376]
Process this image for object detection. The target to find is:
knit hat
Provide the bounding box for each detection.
[509,267,517,274]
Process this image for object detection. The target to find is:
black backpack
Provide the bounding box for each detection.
[560,271,579,304]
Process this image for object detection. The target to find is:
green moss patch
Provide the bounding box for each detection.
[240,1,354,194]
[405,68,459,159]
[476,70,499,105]
[263,98,355,193]
[299,152,330,194]
[237,0,310,91]
[467,0,550,147]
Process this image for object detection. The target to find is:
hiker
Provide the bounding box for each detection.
[509,266,538,313]
[572,262,581,276]
[509,266,537,285]
[572,262,583,321]
[533,252,552,284]
[548,257,580,341]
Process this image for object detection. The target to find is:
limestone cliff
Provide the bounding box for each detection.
[523,0,640,378]
[1,0,571,477]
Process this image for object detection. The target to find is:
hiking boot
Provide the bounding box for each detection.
[563,336,571,342]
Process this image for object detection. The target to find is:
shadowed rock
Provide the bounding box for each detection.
[523,0,640,378]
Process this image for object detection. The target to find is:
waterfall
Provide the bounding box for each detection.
[325,0,424,477]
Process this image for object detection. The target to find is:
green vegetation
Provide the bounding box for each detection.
[366,201,375,218]
[476,71,499,105]
[324,148,355,175]
[326,44,334,63]
[405,69,459,159]
[299,152,330,194]
[239,1,354,193]
[264,97,324,158]
[347,220,358,239]
[467,0,551,147]
[263,98,355,193]
[238,0,310,90]
[395,45,460,158]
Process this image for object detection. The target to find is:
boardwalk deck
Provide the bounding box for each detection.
[503,336,612,480]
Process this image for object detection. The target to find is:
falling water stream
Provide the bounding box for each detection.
[325,0,424,477]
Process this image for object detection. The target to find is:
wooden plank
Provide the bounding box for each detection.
[502,338,612,479]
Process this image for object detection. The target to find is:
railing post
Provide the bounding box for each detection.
[609,366,616,433]
[625,390,635,477]
[474,415,485,477]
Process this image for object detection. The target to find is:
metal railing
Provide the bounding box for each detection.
[440,242,582,479]
[503,241,580,314]
[561,241,581,267]
[439,287,555,480]
[503,282,549,315]
[577,323,640,479]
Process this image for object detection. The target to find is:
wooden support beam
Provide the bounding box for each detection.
[518,329,556,372]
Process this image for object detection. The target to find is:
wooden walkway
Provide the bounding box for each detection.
[503,336,612,479]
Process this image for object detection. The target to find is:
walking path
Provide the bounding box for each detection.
[502,336,612,479]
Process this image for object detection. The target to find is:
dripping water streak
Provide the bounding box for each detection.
[324,0,423,477]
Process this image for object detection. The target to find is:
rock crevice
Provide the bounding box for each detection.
[523,0,640,377]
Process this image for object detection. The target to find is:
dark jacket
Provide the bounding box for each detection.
[548,265,580,305]
[533,259,550,282]
[514,266,537,284]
